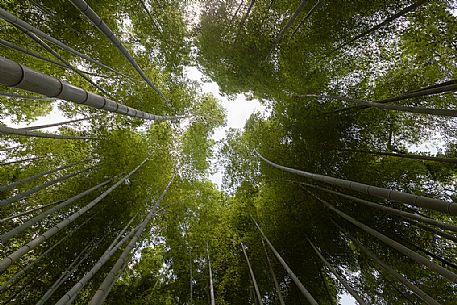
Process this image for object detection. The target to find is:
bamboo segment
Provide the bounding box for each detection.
[0,56,183,121]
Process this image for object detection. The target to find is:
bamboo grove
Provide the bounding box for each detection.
[0,0,456,304]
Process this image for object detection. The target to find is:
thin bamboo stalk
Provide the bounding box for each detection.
[19,117,92,131]
[241,243,263,305]
[0,125,94,140]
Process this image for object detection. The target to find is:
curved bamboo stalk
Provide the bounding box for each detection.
[302,183,457,233]
[261,240,285,305]
[0,179,112,243]
[88,174,175,305]
[0,160,86,192]
[307,238,367,305]
[241,243,263,305]
[0,90,56,101]
[69,0,166,99]
[0,38,110,79]
[36,242,94,305]
[207,242,216,305]
[0,158,148,273]
[0,56,183,121]
[256,151,457,215]
[0,166,92,207]
[0,7,120,74]
[342,231,441,305]
[308,192,457,283]
[19,117,92,131]
[0,125,94,140]
[336,148,457,164]
[0,213,97,293]
[331,0,427,53]
[252,218,319,305]
[55,221,139,305]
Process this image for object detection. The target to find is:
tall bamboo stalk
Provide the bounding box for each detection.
[19,117,92,131]
[0,158,148,273]
[290,0,322,38]
[252,218,318,305]
[0,157,41,166]
[0,166,91,207]
[307,238,367,305]
[0,160,86,192]
[0,56,182,121]
[0,8,119,74]
[302,183,457,233]
[69,0,167,99]
[0,90,56,101]
[207,242,216,305]
[261,240,285,305]
[0,179,111,243]
[308,192,457,283]
[256,151,457,215]
[0,201,59,223]
[88,175,175,305]
[0,125,94,140]
[241,243,263,305]
[55,216,138,305]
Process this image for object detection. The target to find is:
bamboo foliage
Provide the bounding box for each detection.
[88,174,175,305]
[252,218,319,305]
[261,240,285,305]
[69,0,167,99]
[0,158,148,273]
[0,56,182,121]
[0,166,92,207]
[0,179,112,243]
[307,238,367,305]
[256,151,457,215]
[307,191,457,283]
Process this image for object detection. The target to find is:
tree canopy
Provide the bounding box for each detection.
[1,0,456,304]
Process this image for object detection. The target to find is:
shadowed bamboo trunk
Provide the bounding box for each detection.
[19,117,92,131]
[307,238,367,305]
[55,216,138,305]
[0,179,112,243]
[88,175,175,305]
[190,248,193,305]
[308,192,457,283]
[336,148,457,164]
[261,240,285,305]
[0,38,112,79]
[36,242,94,305]
[241,243,263,305]
[0,166,92,207]
[237,0,256,35]
[337,227,441,305]
[0,158,148,273]
[332,0,427,53]
[290,0,321,38]
[0,8,119,74]
[0,201,59,223]
[0,160,86,192]
[0,56,182,121]
[0,125,94,140]
[69,0,166,99]
[207,242,216,305]
[0,214,97,292]
[411,221,457,244]
[256,151,457,215]
[302,183,457,233]
[269,0,307,52]
[252,218,319,305]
